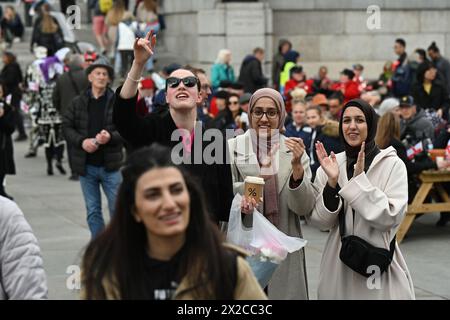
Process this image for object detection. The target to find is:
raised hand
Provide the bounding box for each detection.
[134,30,157,66]
[353,141,365,177]
[286,137,305,181]
[315,141,339,187]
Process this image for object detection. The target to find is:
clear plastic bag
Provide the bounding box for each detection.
[226,194,307,288]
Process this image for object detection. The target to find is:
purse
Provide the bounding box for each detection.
[338,205,396,278]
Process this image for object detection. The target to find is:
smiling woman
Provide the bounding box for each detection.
[227,88,316,299]
[81,143,266,300]
[310,99,415,299]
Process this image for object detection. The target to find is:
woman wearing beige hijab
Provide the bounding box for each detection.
[227,88,316,299]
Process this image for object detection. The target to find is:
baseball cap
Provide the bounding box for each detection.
[140,78,155,90]
[399,95,414,107]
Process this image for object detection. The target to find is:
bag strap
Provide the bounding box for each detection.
[338,199,346,239]
[338,198,396,255]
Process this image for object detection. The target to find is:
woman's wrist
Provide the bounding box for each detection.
[131,60,145,75]
[328,177,338,188]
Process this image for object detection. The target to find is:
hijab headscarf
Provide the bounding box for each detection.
[338,99,380,179]
[247,88,286,227]
[248,88,286,131]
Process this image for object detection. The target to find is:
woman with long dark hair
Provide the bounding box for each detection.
[81,144,266,299]
[310,99,415,299]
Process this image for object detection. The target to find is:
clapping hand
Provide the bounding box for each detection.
[286,137,305,180]
[315,141,339,188]
[353,141,365,177]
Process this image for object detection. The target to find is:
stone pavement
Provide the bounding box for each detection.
[7,138,450,300]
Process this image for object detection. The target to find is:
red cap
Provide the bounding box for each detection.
[140,78,155,90]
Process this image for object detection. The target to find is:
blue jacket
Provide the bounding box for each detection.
[211,63,235,89]
[284,122,312,148]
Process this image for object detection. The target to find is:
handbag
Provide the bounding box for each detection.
[338,204,396,278]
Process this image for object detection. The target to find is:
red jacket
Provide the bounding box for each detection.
[284,79,314,112]
[331,80,360,103]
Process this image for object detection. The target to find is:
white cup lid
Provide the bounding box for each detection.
[244,176,265,185]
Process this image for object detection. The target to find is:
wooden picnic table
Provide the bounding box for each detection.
[397,169,450,243]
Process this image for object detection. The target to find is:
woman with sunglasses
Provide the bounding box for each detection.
[227,88,316,299]
[81,144,266,299]
[310,99,415,299]
[113,31,233,225]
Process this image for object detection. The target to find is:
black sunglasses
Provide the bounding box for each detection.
[166,76,199,89]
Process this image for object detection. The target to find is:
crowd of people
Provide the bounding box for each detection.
[0,0,449,301]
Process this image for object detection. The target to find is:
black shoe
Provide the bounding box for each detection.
[47,167,53,175]
[25,151,37,158]
[56,162,66,175]
[69,174,79,181]
[15,135,28,142]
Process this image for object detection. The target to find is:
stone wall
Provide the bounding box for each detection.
[158,0,450,81]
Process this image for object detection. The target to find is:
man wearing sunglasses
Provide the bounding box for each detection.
[113,31,233,224]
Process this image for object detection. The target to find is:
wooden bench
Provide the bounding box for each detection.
[397,169,450,243]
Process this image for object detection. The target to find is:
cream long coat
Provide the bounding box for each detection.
[310,147,415,299]
[228,131,316,299]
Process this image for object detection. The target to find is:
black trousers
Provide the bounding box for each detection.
[120,50,134,77]
[23,2,33,27]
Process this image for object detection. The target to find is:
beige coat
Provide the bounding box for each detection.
[81,244,267,300]
[310,147,415,299]
[228,131,316,299]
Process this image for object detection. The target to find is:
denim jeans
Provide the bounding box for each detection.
[79,165,122,238]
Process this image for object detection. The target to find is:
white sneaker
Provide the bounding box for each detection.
[13,37,21,43]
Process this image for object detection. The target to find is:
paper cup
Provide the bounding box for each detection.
[244,176,265,203]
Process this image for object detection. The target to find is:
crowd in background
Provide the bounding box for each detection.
[0,0,449,301]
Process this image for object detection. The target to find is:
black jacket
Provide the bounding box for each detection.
[62,87,124,176]
[390,138,436,175]
[0,62,22,96]
[238,55,267,93]
[30,16,64,56]
[0,102,15,175]
[113,88,234,223]
[411,80,450,120]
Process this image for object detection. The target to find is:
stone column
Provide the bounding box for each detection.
[197,2,273,81]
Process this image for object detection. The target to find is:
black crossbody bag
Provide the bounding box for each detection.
[338,204,396,278]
